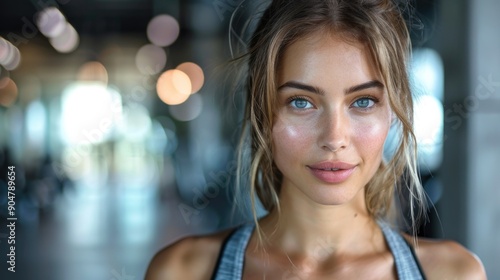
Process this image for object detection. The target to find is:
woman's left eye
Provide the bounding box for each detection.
[289,97,313,109]
[352,97,376,109]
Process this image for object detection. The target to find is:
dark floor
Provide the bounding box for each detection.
[0,181,206,280]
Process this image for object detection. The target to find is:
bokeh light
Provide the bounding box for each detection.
[36,7,67,38]
[176,62,204,94]
[156,69,191,105]
[169,93,203,121]
[411,48,444,101]
[135,44,167,75]
[0,37,21,71]
[414,95,443,145]
[414,94,444,172]
[0,38,10,64]
[0,78,18,107]
[25,100,47,151]
[60,83,122,144]
[77,61,109,85]
[49,23,79,53]
[147,15,180,47]
[3,46,21,71]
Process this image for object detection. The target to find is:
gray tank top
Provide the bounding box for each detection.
[211,221,426,279]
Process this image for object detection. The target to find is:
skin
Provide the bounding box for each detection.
[272,30,391,209]
[145,32,487,280]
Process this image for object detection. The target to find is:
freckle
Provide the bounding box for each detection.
[354,213,358,218]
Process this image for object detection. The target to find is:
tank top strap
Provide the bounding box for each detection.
[212,223,255,280]
[213,221,425,280]
[378,221,426,280]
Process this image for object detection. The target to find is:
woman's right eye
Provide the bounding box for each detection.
[289,97,313,109]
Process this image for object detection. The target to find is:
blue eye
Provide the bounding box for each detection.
[290,98,313,109]
[353,98,375,109]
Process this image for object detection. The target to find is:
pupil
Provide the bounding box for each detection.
[358,99,369,107]
[295,99,307,108]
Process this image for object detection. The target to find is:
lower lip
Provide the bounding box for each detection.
[307,167,356,184]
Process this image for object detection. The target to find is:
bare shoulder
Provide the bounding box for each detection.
[404,234,487,280]
[145,228,234,280]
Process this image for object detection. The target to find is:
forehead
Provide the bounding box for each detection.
[277,31,381,87]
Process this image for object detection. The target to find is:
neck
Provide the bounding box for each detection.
[258,185,382,257]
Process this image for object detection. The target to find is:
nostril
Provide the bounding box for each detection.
[322,144,345,153]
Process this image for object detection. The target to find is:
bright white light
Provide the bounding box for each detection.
[384,96,444,173]
[36,7,67,38]
[147,15,180,47]
[411,48,444,101]
[385,48,445,172]
[26,100,47,151]
[414,95,444,172]
[60,82,122,145]
[135,44,167,75]
[49,23,79,53]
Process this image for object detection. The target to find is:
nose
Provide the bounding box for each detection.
[318,109,349,153]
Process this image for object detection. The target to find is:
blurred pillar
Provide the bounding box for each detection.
[436,0,500,278]
[434,0,470,242]
[467,0,500,278]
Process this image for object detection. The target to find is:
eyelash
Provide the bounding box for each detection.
[285,95,380,110]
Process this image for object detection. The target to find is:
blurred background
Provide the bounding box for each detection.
[0,0,498,279]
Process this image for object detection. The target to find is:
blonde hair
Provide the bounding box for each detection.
[233,0,426,238]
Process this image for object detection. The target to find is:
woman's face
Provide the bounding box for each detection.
[272,32,392,207]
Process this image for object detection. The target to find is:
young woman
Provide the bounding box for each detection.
[146,0,486,279]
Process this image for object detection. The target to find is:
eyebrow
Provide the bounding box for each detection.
[278,80,384,95]
[278,81,325,95]
[346,80,384,94]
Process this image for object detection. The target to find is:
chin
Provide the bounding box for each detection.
[303,183,365,206]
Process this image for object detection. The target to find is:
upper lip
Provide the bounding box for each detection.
[307,161,357,171]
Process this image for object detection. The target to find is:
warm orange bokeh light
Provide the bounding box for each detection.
[0,78,18,107]
[156,69,192,105]
[77,61,108,85]
[176,62,204,94]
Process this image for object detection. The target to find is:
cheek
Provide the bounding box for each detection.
[352,117,390,159]
[272,117,315,163]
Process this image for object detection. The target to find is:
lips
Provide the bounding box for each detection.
[307,161,357,184]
